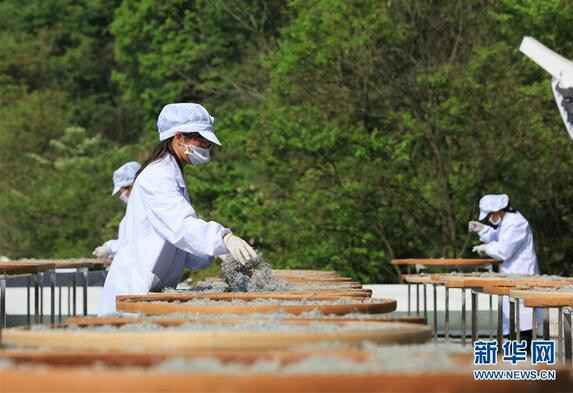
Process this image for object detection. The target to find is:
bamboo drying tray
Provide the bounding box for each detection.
[2,319,431,351]
[115,293,396,316]
[0,366,565,393]
[391,259,497,267]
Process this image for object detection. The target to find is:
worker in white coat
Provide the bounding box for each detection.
[92,161,141,259]
[468,194,542,344]
[99,103,258,315]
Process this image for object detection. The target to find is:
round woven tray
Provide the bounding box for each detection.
[0,367,562,393]
[2,320,431,352]
[199,277,364,289]
[0,348,370,367]
[115,293,396,316]
[509,288,573,307]
[392,258,497,267]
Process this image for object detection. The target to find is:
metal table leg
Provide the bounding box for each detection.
[564,308,572,365]
[497,295,504,351]
[543,308,550,340]
[509,299,516,340]
[515,298,520,342]
[50,270,56,324]
[67,283,71,316]
[558,307,563,361]
[34,273,40,324]
[471,290,478,343]
[407,282,411,316]
[532,307,537,340]
[72,271,77,316]
[461,288,466,346]
[58,274,62,323]
[433,284,438,338]
[489,295,493,338]
[422,284,428,323]
[445,287,450,341]
[39,272,44,324]
[416,283,420,316]
[26,276,31,326]
[82,267,89,316]
[1,274,6,328]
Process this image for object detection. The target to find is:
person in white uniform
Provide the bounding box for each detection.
[469,194,542,345]
[99,103,258,315]
[93,161,141,259]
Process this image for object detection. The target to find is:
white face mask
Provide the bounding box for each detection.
[489,215,501,226]
[183,144,211,165]
[119,192,129,204]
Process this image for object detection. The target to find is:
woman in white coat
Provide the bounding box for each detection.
[99,103,257,315]
[469,194,542,345]
[92,161,141,259]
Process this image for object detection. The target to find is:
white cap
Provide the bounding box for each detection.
[478,194,509,220]
[112,161,141,195]
[156,103,221,145]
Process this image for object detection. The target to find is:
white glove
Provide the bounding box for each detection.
[223,233,257,265]
[92,245,111,259]
[468,221,486,233]
[472,244,489,256]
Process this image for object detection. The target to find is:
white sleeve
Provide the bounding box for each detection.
[483,221,528,261]
[138,174,231,257]
[103,239,120,256]
[478,226,498,243]
[185,253,214,270]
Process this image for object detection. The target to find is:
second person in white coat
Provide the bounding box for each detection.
[93,161,141,259]
[99,103,257,315]
[469,194,542,346]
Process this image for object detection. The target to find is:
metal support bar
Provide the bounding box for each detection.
[509,299,516,340]
[72,272,77,316]
[26,276,31,326]
[416,283,420,315]
[564,309,572,364]
[433,284,438,338]
[34,273,40,324]
[50,270,56,324]
[407,283,411,316]
[67,284,71,316]
[497,295,504,351]
[558,307,563,361]
[82,267,89,316]
[0,274,6,329]
[445,287,450,341]
[39,272,44,323]
[532,307,537,340]
[515,298,520,342]
[58,279,62,323]
[461,288,466,346]
[423,284,428,323]
[489,295,493,338]
[471,291,478,343]
[543,308,550,340]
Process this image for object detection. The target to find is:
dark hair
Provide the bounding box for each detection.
[481,203,517,224]
[502,204,516,213]
[135,137,183,180]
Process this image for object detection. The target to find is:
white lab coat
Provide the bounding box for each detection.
[99,154,230,315]
[478,211,542,334]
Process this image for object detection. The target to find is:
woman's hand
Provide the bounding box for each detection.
[223,233,258,265]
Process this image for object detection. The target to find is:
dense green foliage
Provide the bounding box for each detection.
[1,0,573,282]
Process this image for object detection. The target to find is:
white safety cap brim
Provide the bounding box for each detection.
[112,181,132,196]
[478,210,488,221]
[159,123,221,145]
